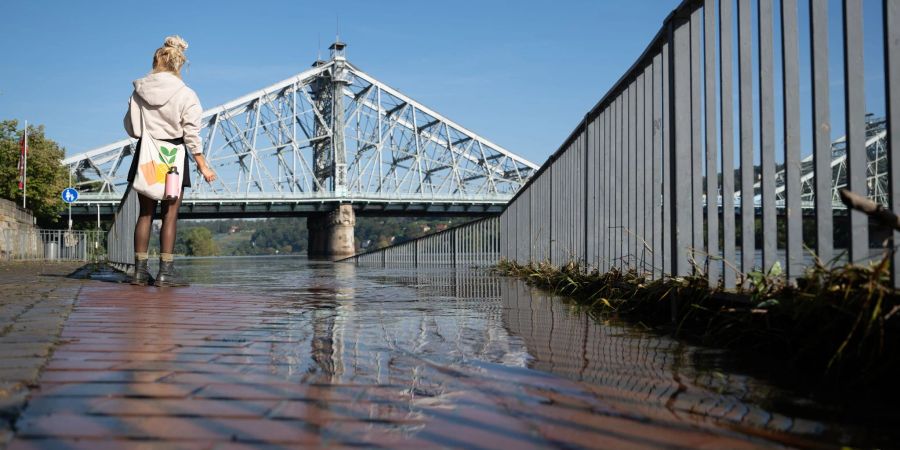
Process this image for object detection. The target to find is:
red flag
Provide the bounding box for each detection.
[17,134,26,190]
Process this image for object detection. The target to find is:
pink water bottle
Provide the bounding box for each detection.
[164,166,180,201]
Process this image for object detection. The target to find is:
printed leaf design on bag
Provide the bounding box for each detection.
[158,146,178,165]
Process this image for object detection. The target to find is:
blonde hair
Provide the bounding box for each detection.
[152,36,188,77]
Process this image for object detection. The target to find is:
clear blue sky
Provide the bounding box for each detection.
[0,0,680,165]
[0,0,888,168]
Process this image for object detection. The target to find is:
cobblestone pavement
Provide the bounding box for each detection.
[0,266,800,450]
[0,262,84,448]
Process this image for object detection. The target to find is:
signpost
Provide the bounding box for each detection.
[62,187,78,230]
[61,188,79,204]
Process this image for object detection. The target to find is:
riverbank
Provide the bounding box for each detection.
[493,256,900,396]
[0,262,84,447]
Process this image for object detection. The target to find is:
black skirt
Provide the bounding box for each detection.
[126,137,192,188]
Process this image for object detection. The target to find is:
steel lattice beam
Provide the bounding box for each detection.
[63,46,538,210]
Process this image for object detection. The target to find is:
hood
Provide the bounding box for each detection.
[133,72,185,107]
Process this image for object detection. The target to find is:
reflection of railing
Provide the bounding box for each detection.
[0,228,105,262]
[338,216,500,267]
[499,278,823,436]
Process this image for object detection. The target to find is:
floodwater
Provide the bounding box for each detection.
[164,256,891,448]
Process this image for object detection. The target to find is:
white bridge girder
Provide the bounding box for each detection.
[63,46,538,208]
[728,118,889,211]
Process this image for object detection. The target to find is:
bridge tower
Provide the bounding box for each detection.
[308,41,356,258]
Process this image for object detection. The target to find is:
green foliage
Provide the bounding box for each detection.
[241,218,307,255]
[180,227,219,256]
[745,261,783,304]
[355,217,469,250]
[0,120,68,224]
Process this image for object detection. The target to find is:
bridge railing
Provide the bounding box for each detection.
[500,0,900,288]
[338,216,500,267]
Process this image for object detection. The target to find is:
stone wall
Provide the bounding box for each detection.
[0,198,36,232]
[0,198,40,260]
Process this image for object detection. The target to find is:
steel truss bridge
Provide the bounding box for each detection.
[63,42,538,219]
[734,117,889,212]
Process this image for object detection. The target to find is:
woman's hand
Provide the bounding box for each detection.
[193,153,217,183]
[201,167,217,183]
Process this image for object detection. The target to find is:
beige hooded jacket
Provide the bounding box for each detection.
[124,72,203,154]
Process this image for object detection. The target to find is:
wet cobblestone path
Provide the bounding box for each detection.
[0,257,880,448]
[0,262,83,446]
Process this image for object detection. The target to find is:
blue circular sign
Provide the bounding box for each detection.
[61,187,79,203]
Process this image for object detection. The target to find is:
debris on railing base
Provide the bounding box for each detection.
[839,188,900,232]
[493,257,900,393]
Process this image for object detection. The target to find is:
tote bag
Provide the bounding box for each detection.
[130,101,186,201]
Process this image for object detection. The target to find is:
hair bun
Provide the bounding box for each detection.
[163,35,188,52]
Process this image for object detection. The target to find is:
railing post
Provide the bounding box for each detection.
[452,228,459,267]
[415,239,421,267]
[886,0,900,287]
[669,14,692,279]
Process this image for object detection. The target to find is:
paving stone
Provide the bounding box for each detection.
[8,439,211,450]
[89,398,278,418]
[34,382,202,398]
[39,370,171,384]
[0,369,41,384]
[3,263,797,449]
[0,262,84,448]
[16,414,321,444]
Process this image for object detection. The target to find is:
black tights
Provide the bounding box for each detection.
[134,190,183,254]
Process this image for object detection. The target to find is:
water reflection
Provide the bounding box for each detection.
[166,257,881,446]
[501,279,824,434]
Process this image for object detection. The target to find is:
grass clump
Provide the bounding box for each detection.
[494,254,900,391]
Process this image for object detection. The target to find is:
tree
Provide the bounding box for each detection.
[0,120,68,225]
[182,228,219,256]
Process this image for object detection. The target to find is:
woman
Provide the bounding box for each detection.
[124,35,216,287]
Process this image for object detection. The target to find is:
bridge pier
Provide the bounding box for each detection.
[307,204,356,259]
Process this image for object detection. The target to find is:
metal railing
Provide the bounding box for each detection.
[500,0,900,288]
[0,228,105,262]
[107,188,139,269]
[339,216,500,267]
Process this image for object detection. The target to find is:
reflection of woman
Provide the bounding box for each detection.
[124,36,216,287]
